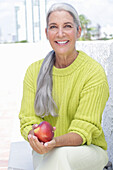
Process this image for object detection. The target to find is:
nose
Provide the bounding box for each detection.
[57,28,65,37]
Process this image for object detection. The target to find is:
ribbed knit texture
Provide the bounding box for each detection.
[19,51,109,150]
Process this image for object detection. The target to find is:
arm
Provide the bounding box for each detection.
[54,132,83,147]
[28,131,83,155]
[19,64,43,141]
[68,72,109,147]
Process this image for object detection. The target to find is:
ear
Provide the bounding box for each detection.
[45,28,48,39]
[77,26,81,39]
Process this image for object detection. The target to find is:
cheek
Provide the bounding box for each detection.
[68,30,77,39]
[47,32,55,41]
[70,34,77,44]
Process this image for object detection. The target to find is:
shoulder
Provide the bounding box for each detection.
[25,58,44,77]
[78,51,108,86]
[79,51,102,68]
[79,50,106,75]
[24,58,44,83]
[27,58,44,73]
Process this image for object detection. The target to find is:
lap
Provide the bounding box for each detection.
[32,144,108,170]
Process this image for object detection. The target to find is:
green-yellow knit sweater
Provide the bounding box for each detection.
[19,51,109,150]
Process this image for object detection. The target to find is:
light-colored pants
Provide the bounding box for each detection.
[32,144,108,170]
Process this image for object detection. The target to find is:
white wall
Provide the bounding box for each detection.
[0,40,113,165]
[76,40,113,165]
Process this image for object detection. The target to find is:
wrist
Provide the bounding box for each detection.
[53,138,57,147]
[54,137,61,147]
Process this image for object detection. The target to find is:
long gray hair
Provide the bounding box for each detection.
[34,3,81,117]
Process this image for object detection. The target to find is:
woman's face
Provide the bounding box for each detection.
[45,10,81,56]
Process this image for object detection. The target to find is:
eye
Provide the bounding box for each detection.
[64,25,72,28]
[49,25,57,29]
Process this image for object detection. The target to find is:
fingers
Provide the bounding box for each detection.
[28,125,56,154]
[44,138,56,149]
[28,124,38,137]
[28,129,34,136]
[28,134,48,154]
[32,124,38,129]
[53,126,56,131]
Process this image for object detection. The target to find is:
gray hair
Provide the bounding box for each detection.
[34,3,80,117]
[46,3,81,29]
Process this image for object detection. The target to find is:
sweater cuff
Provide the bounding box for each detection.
[68,129,87,145]
[21,125,33,141]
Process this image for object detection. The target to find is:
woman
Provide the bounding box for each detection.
[19,3,109,170]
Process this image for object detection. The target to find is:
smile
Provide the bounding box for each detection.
[55,40,69,44]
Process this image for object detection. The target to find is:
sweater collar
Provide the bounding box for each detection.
[52,51,87,76]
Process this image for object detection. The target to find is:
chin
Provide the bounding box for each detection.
[55,49,69,56]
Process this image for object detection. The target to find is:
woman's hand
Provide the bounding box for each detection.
[28,135,56,154]
[28,124,56,154]
[28,124,38,136]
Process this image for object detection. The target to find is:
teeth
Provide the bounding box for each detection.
[56,41,68,44]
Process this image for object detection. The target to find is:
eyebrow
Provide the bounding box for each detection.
[48,23,57,26]
[64,22,74,25]
[48,22,74,26]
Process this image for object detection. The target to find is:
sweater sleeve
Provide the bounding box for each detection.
[68,69,109,146]
[19,64,43,141]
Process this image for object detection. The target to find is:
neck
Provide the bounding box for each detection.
[54,50,78,68]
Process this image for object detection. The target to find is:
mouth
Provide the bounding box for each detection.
[55,40,69,45]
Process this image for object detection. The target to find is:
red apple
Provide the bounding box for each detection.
[34,121,54,143]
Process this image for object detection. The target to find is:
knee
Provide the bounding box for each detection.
[46,147,67,159]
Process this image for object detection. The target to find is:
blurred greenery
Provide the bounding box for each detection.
[15,40,28,43]
[2,40,28,44]
[79,14,113,41]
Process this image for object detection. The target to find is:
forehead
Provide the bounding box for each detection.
[48,10,74,24]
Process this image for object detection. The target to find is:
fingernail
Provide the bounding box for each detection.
[35,124,38,127]
[33,136,36,139]
[28,134,31,139]
[44,143,48,147]
[53,127,56,130]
